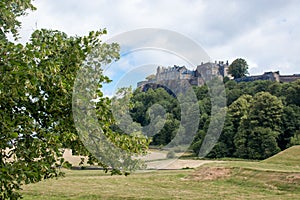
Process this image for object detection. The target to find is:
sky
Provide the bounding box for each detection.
[15,0,300,95]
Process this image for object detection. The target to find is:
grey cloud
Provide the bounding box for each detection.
[16,0,300,75]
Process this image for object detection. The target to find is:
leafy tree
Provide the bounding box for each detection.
[191,130,206,155]
[111,87,142,134]
[198,97,212,116]
[228,58,249,79]
[228,94,252,132]
[206,115,235,158]
[279,105,300,149]
[0,2,150,199]
[130,87,181,146]
[0,29,116,199]
[234,92,283,159]
[290,130,300,146]
[152,115,179,145]
[193,85,208,100]
[248,92,283,132]
[285,80,300,106]
[246,80,274,96]
[267,81,282,96]
[0,0,36,40]
[238,127,280,159]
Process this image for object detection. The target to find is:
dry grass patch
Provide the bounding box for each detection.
[185,167,232,181]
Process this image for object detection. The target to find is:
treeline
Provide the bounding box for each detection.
[129,79,300,159]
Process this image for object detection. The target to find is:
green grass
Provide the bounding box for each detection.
[21,146,300,200]
[263,145,300,166]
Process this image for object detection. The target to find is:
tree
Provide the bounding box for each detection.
[0,0,36,40]
[0,29,116,199]
[152,115,179,145]
[248,92,283,132]
[206,114,235,158]
[234,92,283,159]
[290,130,300,146]
[279,105,300,149]
[228,58,249,79]
[236,127,280,159]
[228,94,252,132]
[1,2,150,199]
[285,80,300,106]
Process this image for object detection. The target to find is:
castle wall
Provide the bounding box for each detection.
[235,72,300,83]
[280,74,300,82]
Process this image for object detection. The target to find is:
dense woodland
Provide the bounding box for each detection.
[128,79,300,159]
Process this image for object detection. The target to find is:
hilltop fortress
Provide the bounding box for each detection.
[137,61,230,89]
[137,61,300,90]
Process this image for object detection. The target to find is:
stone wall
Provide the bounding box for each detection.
[235,72,300,83]
[280,74,300,83]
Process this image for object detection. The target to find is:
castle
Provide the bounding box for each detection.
[137,61,230,88]
[137,61,300,90]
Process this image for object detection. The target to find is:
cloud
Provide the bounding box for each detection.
[16,0,300,80]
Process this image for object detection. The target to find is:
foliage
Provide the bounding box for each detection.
[233,92,283,159]
[130,88,180,145]
[129,77,300,160]
[206,115,235,158]
[234,127,280,159]
[228,58,249,79]
[0,28,116,199]
[0,0,36,40]
[290,130,300,146]
[285,80,300,106]
[0,2,150,199]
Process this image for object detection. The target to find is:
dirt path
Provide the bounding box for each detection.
[63,149,221,170]
[146,159,220,170]
[139,151,168,161]
[140,151,222,170]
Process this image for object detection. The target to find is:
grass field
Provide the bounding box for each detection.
[21,146,300,200]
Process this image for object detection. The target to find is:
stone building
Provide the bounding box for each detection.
[137,61,300,92]
[137,61,230,89]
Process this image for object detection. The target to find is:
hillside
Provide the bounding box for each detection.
[263,145,300,166]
